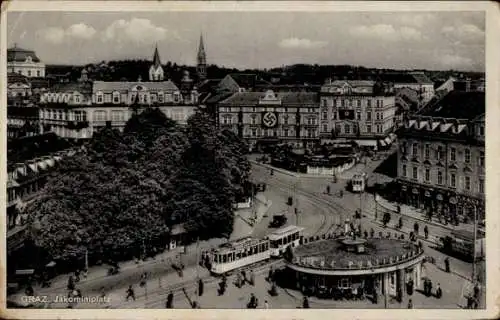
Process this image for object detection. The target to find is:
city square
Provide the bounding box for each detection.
[3,4,491,317]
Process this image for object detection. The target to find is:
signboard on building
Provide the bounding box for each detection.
[262,111,278,128]
[338,109,355,120]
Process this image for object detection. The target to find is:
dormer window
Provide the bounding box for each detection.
[113,91,120,103]
[26,56,32,63]
[158,92,164,103]
[174,93,180,102]
[97,92,103,103]
[75,95,81,103]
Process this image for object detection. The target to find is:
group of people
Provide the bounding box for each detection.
[235,269,255,288]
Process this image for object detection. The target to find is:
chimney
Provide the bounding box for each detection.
[138,75,142,82]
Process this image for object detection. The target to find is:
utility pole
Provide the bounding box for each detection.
[196,237,200,280]
[472,204,477,283]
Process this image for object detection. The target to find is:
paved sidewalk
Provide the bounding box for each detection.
[375,196,476,234]
[231,193,272,240]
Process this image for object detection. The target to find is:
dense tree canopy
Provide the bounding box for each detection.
[26,108,250,265]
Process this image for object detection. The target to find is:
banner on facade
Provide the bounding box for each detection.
[449,197,457,204]
[262,111,278,128]
[436,194,443,201]
[338,109,355,120]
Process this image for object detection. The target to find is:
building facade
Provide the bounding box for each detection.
[7,45,46,78]
[217,90,319,150]
[396,91,485,223]
[319,80,397,148]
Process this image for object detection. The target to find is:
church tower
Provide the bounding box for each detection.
[197,34,207,81]
[149,44,164,81]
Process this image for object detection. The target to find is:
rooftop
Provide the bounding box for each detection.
[49,81,93,94]
[7,46,42,63]
[379,72,433,85]
[417,91,485,120]
[228,73,271,89]
[93,80,179,92]
[219,91,319,106]
[290,237,423,270]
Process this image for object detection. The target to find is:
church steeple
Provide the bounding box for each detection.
[152,44,161,68]
[149,44,164,81]
[197,33,207,81]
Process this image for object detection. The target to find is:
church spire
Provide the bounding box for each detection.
[152,44,162,68]
[197,33,207,81]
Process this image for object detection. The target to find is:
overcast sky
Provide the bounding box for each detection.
[7,11,485,71]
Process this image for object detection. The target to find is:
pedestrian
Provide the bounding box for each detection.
[198,279,204,296]
[427,280,433,298]
[435,283,442,299]
[302,296,310,308]
[74,269,80,283]
[25,284,34,296]
[424,226,429,239]
[268,267,274,282]
[236,273,243,288]
[445,257,450,273]
[370,228,375,238]
[242,270,247,284]
[264,300,269,309]
[248,293,257,308]
[67,275,75,291]
[100,287,106,298]
[83,268,88,280]
[364,230,368,238]
[406,279,414,296]
[166,291,174,308]
[126,285,135,301]
[407,299,413,309]
[249,270,255,286]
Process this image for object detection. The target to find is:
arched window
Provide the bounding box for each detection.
[112,91,120,103]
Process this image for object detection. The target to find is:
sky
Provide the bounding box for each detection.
[7,11,485,71]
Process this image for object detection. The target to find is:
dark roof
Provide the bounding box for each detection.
[205,92,234,104]
[50,81,93,94]
[379,72,433,85]
[229,73,271,89]
[7,72,29,84]
[30,78,52,89]
[220,91,319,106]
[7,47,41,63]
[418,91,485,120]
[197,79,222,92]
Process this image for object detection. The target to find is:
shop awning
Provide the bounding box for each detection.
[355,140,377,147]
[384,137,392,145]
[15,269,35,275]
[379,140,387,147]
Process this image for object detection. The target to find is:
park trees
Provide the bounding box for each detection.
[26,108,250,266]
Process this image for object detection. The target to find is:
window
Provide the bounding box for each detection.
[367,100,371,107]
[283,116,289,125]
[344,124,350,134]
[332,112,337,120]
[436,146,443,160]
[450,173,456,188]
[450,147,456,161]
[97,94,103,103]
[283,129,289,137]
[251,129,257,137]
[113,92,120,103]
[323,112,328,120]
[37,70,41,77]
[367,112,371,121]
[479,178,484,193]
[111,110,124,122]
[412,167,418,179]
[28,70,31,77]
[402,164,407,177]
[93,110,107,121]
[341,99,345,107]
[424,144,430,159]
[366,125,372,133]
[357,100,361,107]
[465,149,471,163]
[307,117,315,125]
[75,95,81,103]
[377,125,382,133]
[357,111,361,120]
[322,99,327,107]
[437,171,443,185]
[479,126,484,136]
[412,143,418,156]
[252,106,257,112]
[322,124,328,132]
[425,169,430,182]
[479,151,485,167]
[174,93,180,102]
[465,176,471,190]
[222,115,232,125]
[349,99,353,107]
[250,116,257,125]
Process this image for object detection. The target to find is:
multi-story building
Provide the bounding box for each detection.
[396,90,485,223]
[39,49,199,140]
[7,45,46,78]
[380,72,434,106]
[319,79,397,148]
[217,89,319,150]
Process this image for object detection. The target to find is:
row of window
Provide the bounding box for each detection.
[321,111,387,121]
[95,92,184,104]
[321,124,384,134]
[42,109,87,121]
[407,143,485,167]
[321,98,386,108]
[213,242,270,264]
[247,128,317,138]
[402,164,485,193]
[221,116,318,125]
[12,69,42,77]
[219,107,316,113]
[45,94,83,104]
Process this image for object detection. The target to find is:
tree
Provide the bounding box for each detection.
[123,107,177,149]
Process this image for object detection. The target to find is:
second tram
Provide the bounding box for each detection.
[267,225,305,257]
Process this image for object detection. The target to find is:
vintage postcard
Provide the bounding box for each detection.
[1,1,499,319]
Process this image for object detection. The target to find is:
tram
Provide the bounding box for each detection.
[267,225,305,257]
[209,237,270,275]
[351,173,367,193]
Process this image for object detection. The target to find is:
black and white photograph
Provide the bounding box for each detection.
[1,1,498,319]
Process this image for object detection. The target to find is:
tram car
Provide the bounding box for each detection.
[209,237,271,275]
[267,225,305,257]
[351,173,367,193]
